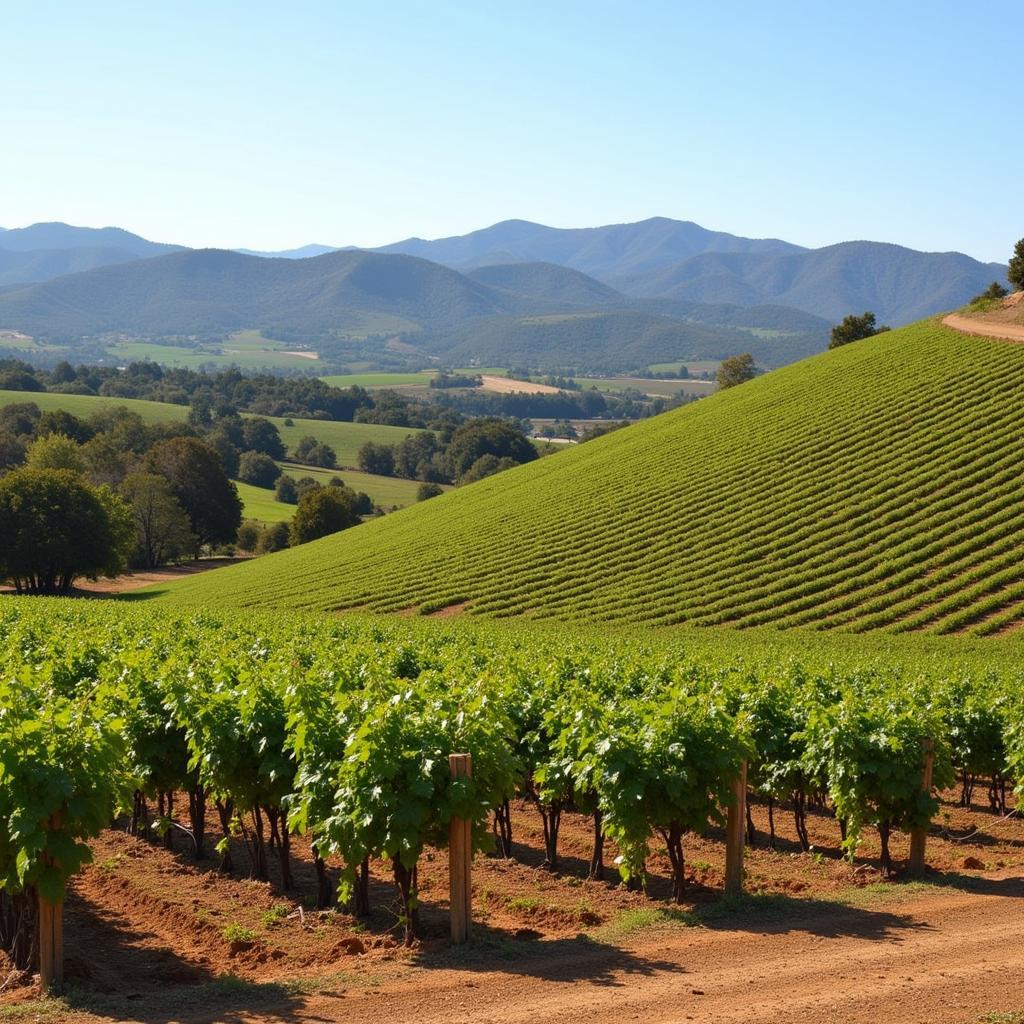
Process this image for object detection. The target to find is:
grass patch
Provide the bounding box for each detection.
[595,906,701,941]
[222,922,257,943]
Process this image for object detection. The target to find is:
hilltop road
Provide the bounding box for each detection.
[943,312,1024,342]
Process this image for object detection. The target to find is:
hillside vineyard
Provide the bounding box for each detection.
[156,321,1024,636]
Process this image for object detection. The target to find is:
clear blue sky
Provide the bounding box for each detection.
[3,1,1020,262]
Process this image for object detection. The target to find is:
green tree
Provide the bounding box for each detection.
[970,281,1008,303]
[235,520,262,553]
[206,427,241,478]
[0,430,26,471]
[829,312,890,350]
[0,468,128,592]
[716,353,757,388]
[120,472,197,569]
[145,437,242,550]
[459,454,519,484]
[37,410,93,444]
[417,482,443,501]
[274,474,299,504]
[25,433,86,474]
[444,418,537,481]
[81,433,133,487]
[289,487,359,545]
[0,402,40,437]
[242,417,285,459]
[1008,238,1024,291]
[357,441,395,476]
[257,521,291,553]
[395,432,440,479]
[238,450,282,488]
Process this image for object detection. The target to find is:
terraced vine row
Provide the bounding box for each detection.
[2,600,1024,968]
[151,321,1024,634]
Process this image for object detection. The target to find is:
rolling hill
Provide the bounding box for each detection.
[0,248,519,338]
[0,247,808,369]
[0,222,185,287]
[613,241,1010,325]
[0,222,182,257]
[377,216,804,277]
[0,245,151,288]
[415,310,814,371]
[150,318,1024,636]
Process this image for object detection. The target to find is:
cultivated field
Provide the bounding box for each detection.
[4,604,1024,1023]
[105,331,323,371]
[574,375,716,397]
[152,319,1024,634]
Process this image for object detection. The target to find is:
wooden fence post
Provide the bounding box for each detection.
[449,753,473,944]
[724,760,747,898]
[908,739,935,875]
[38,811,64,993]
[37,893,63,993]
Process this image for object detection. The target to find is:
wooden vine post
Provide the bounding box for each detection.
[724,760,747,897]
[38,813,64,993]
[908,738,935,875]
[448,753,473,944]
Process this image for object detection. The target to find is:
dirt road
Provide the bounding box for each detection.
[295,876,1023,1024]
[943,312,1024,343]
[48,871,1024,1024]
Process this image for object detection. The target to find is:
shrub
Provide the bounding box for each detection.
[289,487,360,545]
[716,353,757,387]
[417,482,443,501]
[829,312,890,350]
[236,520,262,553]
[274,474,299,504]
[357,442,395,476]
[238,450,282,488]
[257,521,290,554]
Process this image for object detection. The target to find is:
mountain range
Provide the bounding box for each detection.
[0,217,1008,371]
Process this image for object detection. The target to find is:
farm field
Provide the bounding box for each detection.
[574,375,716,397]
[320,371,436,389]
[104,331,323,371]
[268,418,421,468]
[151,319,1024,635]
[0,387,191,425]
[235,468,435,524]
[234,480,294,523]
[4,602,1024,1022]
[274,461,440,507]
[648,359,720,375]
[0,389,421,471]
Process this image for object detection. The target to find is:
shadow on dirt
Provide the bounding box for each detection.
[413,928,686,985]
[56,897,307,1024]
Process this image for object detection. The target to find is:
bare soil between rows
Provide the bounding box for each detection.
[4,792,1023,1023]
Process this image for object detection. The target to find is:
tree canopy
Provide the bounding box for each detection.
[289,487,360,545]
[144,437,242,549]
[1009,238,1024,292]
[716,353,757,389]
[0,468,131,593]
[829,311,890,349]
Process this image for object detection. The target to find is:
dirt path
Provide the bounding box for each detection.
[45,872,1024,1024]
[942,312,1024,343]
[294,878,1024,1024]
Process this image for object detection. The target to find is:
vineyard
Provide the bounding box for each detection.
[148,319,1024,635]
[2,600,1023,997]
